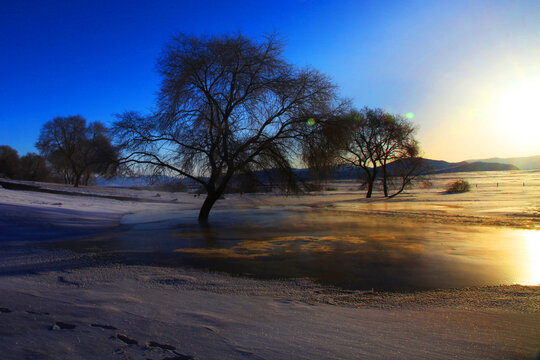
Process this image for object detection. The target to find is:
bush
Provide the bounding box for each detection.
[419,180,433,189]
[445,179,470,193]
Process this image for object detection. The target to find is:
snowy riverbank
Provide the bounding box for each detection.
[1,174,539,359]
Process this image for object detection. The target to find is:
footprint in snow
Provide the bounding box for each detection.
[161,354,195,360]
[0,308,192,358]
[116,334,138,345]
[91,323,117,330]
[148,341,176,351]
[115,333,194,359]
[51,321,76,330]
[26,310,50,315]
[57,276,81,287]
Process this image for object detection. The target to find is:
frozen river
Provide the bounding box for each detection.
[52,204,539,291]
[2,170,538,291]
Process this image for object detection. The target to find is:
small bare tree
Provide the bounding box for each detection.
[337,108,386,198]
[376,113,417,197]
[304,107,423,198]
[114,33,340,225]
[385,141,428,198]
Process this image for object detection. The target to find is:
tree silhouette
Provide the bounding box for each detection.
[114,33,340,225]
[304,107,423,198]
[0,145,21,179]
[375,112,418,197]
[385,142,427,198]
[37,116,118,187]
[339,108,386,198]
[20,153,50,181]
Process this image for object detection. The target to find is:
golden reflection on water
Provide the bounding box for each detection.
[120,207,540,290]
[174,232,425,260]
[174,235,368,259]
[524,230,540,285]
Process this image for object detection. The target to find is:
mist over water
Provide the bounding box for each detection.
[52,204,539,291]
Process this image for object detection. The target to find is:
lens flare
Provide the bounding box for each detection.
[307,118,316,126]
[406,112,414,119]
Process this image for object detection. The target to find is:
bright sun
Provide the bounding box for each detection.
[494,80,540,145]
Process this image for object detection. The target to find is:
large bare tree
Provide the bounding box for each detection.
[114,34,339,225]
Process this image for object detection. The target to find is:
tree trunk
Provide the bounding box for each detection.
[198,192,220,226]
[73,173,81,187]
[197,171,233,226]
[388,182,406,198]
[382,163,388,197]
[365,166,377,198]
[366,177,374,198]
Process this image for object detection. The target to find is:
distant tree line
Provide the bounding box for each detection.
[0,145,50,181]
[1,116,118,187]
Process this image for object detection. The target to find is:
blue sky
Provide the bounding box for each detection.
[1,0,539,161]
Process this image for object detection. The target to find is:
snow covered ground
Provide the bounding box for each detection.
[0,172,539,359]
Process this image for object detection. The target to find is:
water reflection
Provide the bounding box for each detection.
[524,230,540,285]
[51,207,540,291]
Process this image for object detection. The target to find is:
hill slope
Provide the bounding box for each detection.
[467,155,540,170]
[92,157,529,187]
[429,161,518,174]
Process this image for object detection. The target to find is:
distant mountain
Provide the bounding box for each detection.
[428,161,518,174]
[96,175,181,187]
[95,156,529,188]
[466,155,540,170]
[374,159,518,175]
[292,158,519,181]
[419,159,461,172]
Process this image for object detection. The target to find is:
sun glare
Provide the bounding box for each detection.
[525,230,540,286]
[494,80,540,146]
